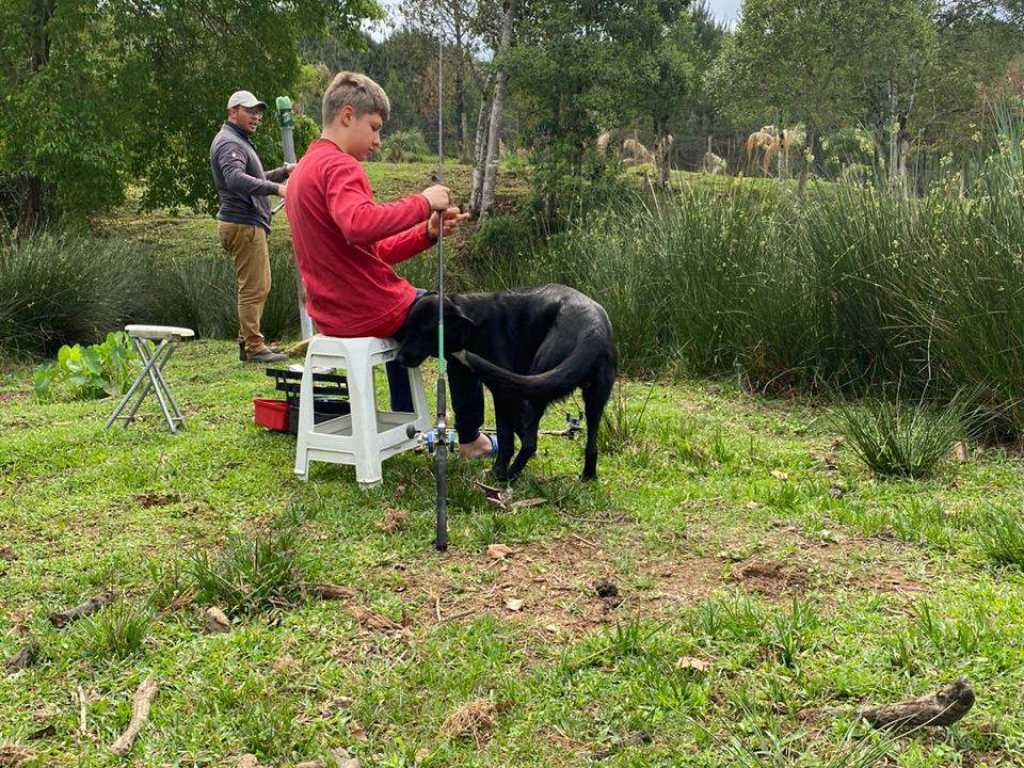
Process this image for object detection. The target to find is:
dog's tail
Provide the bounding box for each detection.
[461,340,602,400]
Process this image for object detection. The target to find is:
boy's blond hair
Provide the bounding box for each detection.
[322,72,391,126]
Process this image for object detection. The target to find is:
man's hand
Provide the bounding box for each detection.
[284,162,297,175]
[428,207,470,240]
[277,182,287,197]
[421,184,451,211]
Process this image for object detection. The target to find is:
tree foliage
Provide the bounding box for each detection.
[0,0,380,229]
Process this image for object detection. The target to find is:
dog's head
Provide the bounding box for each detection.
[395,293,476,368]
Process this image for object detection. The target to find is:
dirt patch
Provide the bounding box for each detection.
[730,558,812,593]
[395,534,723,641]
[441,700,502,745]
[392,517,931,645]
[0,391,28,404]
[133,492,180,508]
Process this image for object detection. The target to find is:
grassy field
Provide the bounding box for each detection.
[3,160,1024,767]
[2,338,1023,767]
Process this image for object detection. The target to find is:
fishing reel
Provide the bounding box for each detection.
[406,424,457,454]
[564,412,583,440]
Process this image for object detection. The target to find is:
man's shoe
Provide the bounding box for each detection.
[244,347,287,364]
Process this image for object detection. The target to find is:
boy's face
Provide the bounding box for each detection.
[340,106,383,161]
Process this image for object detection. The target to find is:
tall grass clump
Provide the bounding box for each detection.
[830,389,969,479]
[128,244,301,342]
[188,526,306,616]
[975,506,1024,568]
[79,601,152,658]
[514,107,1024,435]
[380,129,431,163]
[0,230,134,356]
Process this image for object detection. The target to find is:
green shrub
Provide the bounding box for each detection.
[381,129,430,163]
[128,245,301,342]
[33,331,140,400]
[830,392,968,479]
[0,230,134,356]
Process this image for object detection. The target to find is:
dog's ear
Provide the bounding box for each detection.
[444,300,476,351]
[445,300,476,328]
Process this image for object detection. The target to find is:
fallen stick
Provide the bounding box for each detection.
[859,677,975,729]
[805,678,975,730]
[49,592,115,628]
[78,685,88,735]
[285,338,312,358]
[4,639,38,675]
[109,676,159,756]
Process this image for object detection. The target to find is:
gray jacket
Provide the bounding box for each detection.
[209,122,289,232]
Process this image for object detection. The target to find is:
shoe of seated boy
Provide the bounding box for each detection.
[244,346,287,364]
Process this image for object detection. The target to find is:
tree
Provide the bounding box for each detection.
[707,0,862,191]
[477,0,516,219]
[403,0,482,159]
[609,0,698,186]
[0,2,130,229]
[0,0,380,230]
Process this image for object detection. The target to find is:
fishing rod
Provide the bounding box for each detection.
[433,33,449,551]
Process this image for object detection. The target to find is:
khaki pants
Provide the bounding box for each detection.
[218,222,271,354]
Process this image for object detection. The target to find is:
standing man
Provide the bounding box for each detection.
[210,90,292,363]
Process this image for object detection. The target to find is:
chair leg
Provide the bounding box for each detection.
[150,345,185,428]
[347,349,383,488]
[142,342,177,433]
[293,347,317,481]
[408,365,431,434]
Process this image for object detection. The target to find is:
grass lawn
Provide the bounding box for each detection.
[2,339,1023,767]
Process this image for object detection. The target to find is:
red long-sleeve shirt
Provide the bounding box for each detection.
[286,139,433,338]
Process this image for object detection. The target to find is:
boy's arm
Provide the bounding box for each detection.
[325,160,430,245]
[377,222,434,265]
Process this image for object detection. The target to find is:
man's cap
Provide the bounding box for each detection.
[227,90,267,110]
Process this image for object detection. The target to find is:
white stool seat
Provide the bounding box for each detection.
[107,324,194,433]
[125,324,195,340]
[294,335,430,488]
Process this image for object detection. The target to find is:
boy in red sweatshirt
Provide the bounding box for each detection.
[287,71,494,460]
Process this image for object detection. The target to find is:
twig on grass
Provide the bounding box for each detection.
[109,676,158,756]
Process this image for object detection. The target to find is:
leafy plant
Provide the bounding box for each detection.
[32,331,140,401]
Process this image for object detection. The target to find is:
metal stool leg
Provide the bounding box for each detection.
[106,338,185,433]
[121,339,165,426]
[107,338,161,428]
[141,341,178,433]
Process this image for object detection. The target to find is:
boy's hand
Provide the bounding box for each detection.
[277,182,287,197]
[428,207,470,240]
[421,184,451,211]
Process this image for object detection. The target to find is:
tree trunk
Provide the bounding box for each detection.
[453,10,466,159]
[470,74,493,217]
[798,128,816,198]
[17,0,56,231]
[478,0,515,221]
[653,126,673,189]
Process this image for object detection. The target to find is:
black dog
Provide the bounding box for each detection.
[394,284,617,481]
